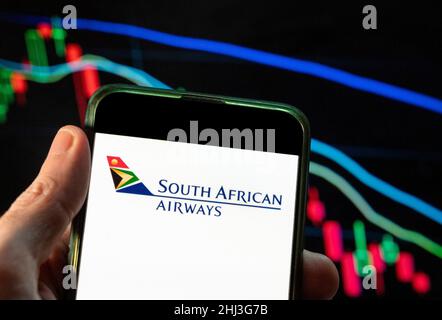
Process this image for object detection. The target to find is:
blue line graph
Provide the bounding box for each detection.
[311,140,442,224]
[1,56,440,225]
[2,13,442,115]
[0,56,169,88]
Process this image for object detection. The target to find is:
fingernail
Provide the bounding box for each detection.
[50,129,74,155]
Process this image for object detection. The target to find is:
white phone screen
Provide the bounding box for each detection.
[76,132,299,299]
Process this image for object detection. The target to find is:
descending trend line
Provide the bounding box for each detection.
[1,56,441,225]
[0,55,168,88]
[309,162,442,259]
[1,13,442,115]
[1,18,440,298]
[311,140,442,225]
[1,55,440,257]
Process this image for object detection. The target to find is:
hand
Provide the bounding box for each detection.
[0,125,339,299]
[0,126,90,299]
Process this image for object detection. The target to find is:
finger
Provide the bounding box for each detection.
[61,224,72,249]
[38,225,72,299]
[38,235,70,299]
[0,126,90,265]
[302,250,339,299]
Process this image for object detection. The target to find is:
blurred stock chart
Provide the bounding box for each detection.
[0,1,441,299]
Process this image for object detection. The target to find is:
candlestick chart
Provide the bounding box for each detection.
[0,3,440,299]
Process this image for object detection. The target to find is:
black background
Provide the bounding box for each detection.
[0,1,441,299]
[93,91,304,155]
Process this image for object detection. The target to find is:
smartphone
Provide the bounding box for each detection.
[68,84,310,300]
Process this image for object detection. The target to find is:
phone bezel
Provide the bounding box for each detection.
[68,84,310,300]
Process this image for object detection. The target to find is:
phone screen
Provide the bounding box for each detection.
[74,91,307,299]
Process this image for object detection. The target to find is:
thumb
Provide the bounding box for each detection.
[0,125,90,266]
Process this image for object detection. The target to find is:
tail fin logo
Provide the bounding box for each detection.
[107,156,152,196]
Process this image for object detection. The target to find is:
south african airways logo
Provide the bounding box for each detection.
[107,156,152,196]
[107,155,283,218]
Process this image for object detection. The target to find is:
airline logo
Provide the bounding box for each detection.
[107,156,152,196]
[106,155,283,217]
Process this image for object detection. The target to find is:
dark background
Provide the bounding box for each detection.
[0,1,441,299]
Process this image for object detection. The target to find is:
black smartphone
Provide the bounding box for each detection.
[69,84,310,299]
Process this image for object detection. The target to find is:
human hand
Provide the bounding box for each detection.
[0,125,338,299]
[0,126,90,299]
